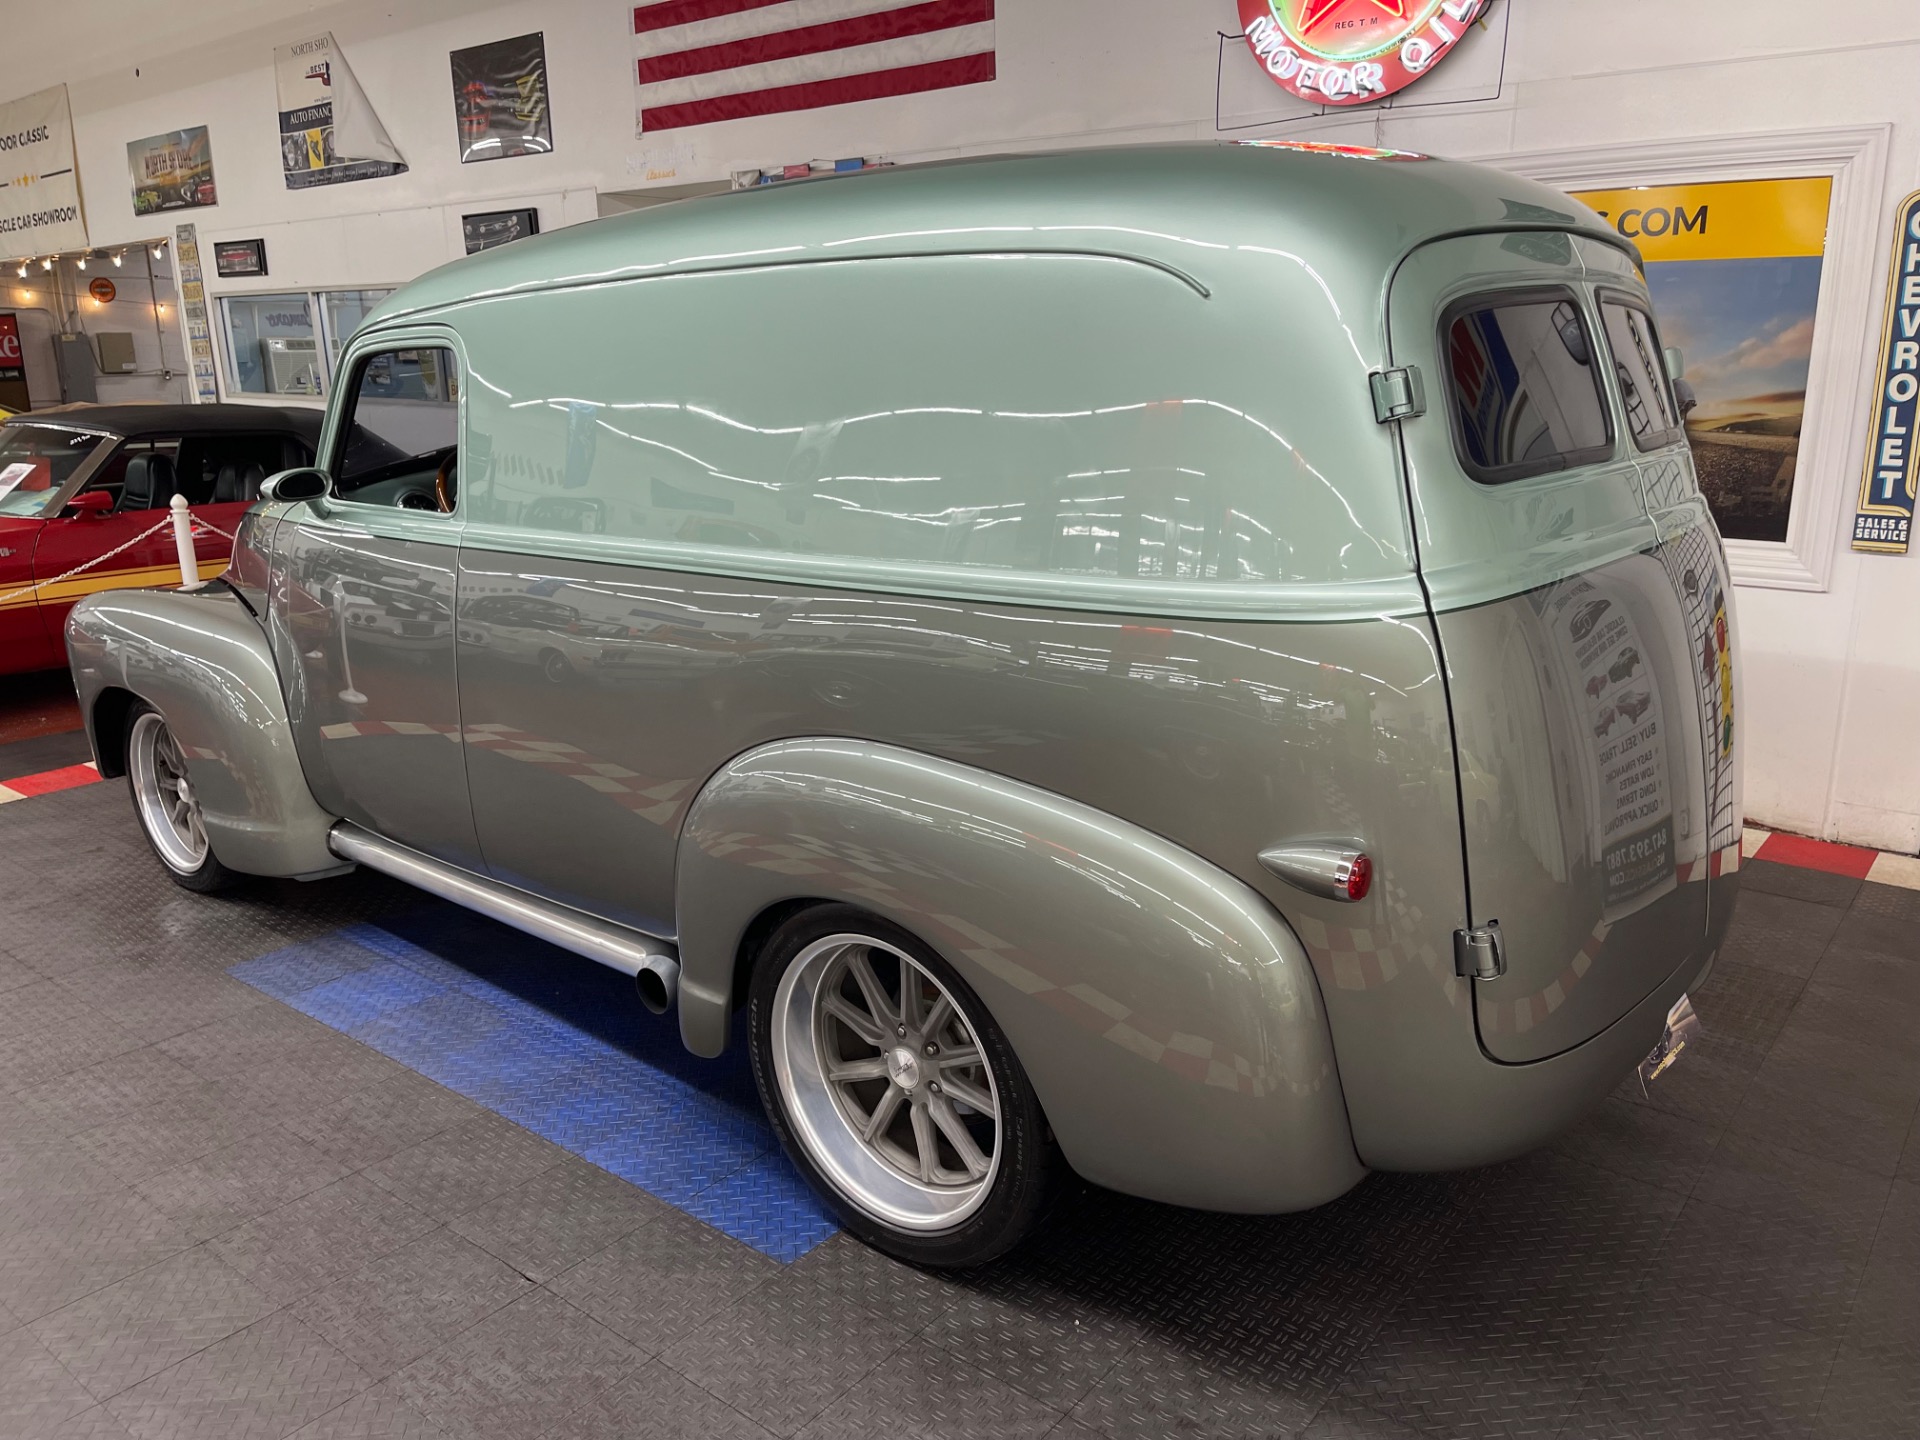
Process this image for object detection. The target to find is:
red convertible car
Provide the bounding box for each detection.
[0,404,321,675]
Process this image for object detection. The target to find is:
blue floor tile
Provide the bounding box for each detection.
[229,903,837,1261]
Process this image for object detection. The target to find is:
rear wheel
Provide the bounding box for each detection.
[748,904,1059,1267]
[126,703,240,893]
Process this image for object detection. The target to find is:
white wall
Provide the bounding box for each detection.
[2,0,1917,851]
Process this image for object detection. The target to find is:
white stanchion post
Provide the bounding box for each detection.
[169,494,204,590]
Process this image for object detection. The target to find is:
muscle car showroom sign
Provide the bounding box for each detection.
[1238,0,1491,106]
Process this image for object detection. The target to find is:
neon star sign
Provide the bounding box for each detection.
[1237,0,1491,107]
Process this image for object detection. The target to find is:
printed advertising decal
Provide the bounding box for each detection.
[1851,189,1920,555]
[127,127,217,215]
[1236,0,1491,107]
[0,84,87,261]
[274,33,407,190]
[1574,177,1833,546]
[451,33,552,163]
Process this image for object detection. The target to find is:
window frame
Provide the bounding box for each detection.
[319,325,467,521]
[1439,283,1617,486]
[1595,288,1686,453]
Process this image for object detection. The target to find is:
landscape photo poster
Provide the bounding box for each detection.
[451,32,552,163]
[1574,177,1834,544]
[274,33,408,189]
[127,127,217,215]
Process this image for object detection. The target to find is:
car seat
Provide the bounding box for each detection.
[121,454,178,512]
[213,463,266,503]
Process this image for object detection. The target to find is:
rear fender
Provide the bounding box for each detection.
[66,585,341,877]
[674,737,1364,1213]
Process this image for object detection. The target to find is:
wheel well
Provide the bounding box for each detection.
[90,687,139,779]
[729,897,827,1011]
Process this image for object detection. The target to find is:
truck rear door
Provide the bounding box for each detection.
[1388,230,1718,1064]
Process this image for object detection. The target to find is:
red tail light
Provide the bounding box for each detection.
[1344,853,1373,902]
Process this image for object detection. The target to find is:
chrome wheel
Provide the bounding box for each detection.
[129,710,210,874]
[772,932,1001,1232]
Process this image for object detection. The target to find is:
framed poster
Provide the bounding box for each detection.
[451,32,552,162]
[127,127,217,215]
[462,209,539,254]
[213,239,267,277]
[1572,177,1833,546]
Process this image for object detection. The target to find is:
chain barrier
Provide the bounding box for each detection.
[0,507,236,609]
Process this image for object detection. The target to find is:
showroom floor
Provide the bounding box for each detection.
[1,720,1916,1440]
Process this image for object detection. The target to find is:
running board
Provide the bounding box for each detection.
[327,823,680,992]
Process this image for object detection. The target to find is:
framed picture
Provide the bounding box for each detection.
[127,127,217,215]
[462,208,539,254]
[451,33,552,163]
[213,238,267,278]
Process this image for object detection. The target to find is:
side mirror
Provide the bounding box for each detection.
[63,490,114,517]
[259,467,329,503]
[1663,346,1686,381]
[1672,377,1699,418]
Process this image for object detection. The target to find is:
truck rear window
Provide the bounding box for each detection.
[1444,290,1613,483]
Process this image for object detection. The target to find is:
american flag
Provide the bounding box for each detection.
[632,0,995,134]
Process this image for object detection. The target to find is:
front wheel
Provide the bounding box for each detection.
[748,904,1060,1267]
[126,703,240,893]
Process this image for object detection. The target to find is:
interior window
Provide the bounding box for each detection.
[332,347,461,514]
[1601,300,1682,450]
[0,424,111,517]
[1445,291,1614,483]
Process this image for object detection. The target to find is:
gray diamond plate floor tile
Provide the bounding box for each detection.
[48,970,270,1048]
[207,1174,438,1308]
[545,1207,780,1356]
[25,1404,140,1439]
[1808,944,1920,1009]
[15,1050,212,1143]
[69,1085,276,1188]
[0,1326,99,1436]
[1736,859,1864,909]
[547,1363,774,1440]
[0,1192,197,1323]
[914,1283,1146,1414]
[1619,1029,1762,1129]
[661,1268,908,1435]
[796,1338,1062,1440]
[1550,1095,1723,1195]
[1687,1133,1892,1257]
[293,1229,534,1378]
[156,1006,340,1084]
[385,1289,640,1440]
[1297,1398,1429,1439]
[285,1382,461,1440]
[1560,1290,1839,1440]
[1070,1336,1327,1439]
[1814,1339,1920,1440]
[0,949,41,996]
[1724,891,1848,947]
[27,1247,276,1403]
[1726,1069,1914,1179]
[0,1012,147,1097]
[1655,1200,1869,1343]
[363,1113,568,1220]
[1689,962,1806,1052]
[133,1126,354,1243]
[103,1310,373,1440]
[445,1155,668,1284]
[784,1231,965,1331]
[0,1137,129,1202]
[281,1073,486,1171]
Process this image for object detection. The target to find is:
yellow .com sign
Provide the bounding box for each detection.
[1571,177,1832,263]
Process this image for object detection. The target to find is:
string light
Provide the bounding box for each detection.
[76,255,87,270]
[151,243,165,259]
[111,251,123,267]
[14,261,25,279]
[40,256,51,270]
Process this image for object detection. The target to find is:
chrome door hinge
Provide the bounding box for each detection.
[1371,366,1427,423]
[1453,920,1506,981]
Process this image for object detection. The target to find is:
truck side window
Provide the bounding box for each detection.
[1444,290,1613,483]
[331,347,461,512]
[1599,300,1682,450]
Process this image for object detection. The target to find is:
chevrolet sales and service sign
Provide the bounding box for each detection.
[1853,190,1920,554]
[0,84,87,262]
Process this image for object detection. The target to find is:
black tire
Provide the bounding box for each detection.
[124,701,242,893]
[747,903,1062,1267]
[539,648,572,685]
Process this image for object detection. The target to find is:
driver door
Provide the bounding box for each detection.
[270,333,480,868]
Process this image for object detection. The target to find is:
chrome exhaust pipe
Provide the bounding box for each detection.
[327,822,680,1006]
[634,953,679,1015]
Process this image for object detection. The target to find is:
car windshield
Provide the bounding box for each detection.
[0,424,113,517]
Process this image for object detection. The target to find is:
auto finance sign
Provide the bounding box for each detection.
[1237,0,1491,106]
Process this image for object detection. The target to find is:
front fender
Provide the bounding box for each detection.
[66,586,341,878]
[675,738,1364,1214]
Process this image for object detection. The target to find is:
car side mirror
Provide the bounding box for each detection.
[63,490,114,517]
[1663,346,1686,381]
[1672,377,1699,418]
[259,467,329,503]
